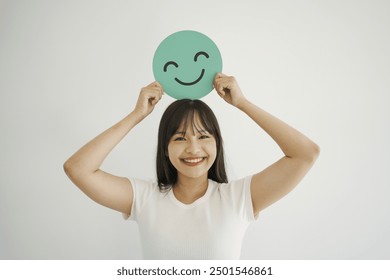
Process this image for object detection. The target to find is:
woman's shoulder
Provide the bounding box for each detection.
[128,177,162,196]
[128,177,157,187]
[210,175,253,197]
[212,175,253,189]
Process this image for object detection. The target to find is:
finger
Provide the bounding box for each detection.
[150,90,162,99]
[152,81,162,87]
[149,87,162,96]
[215,85,226,97]
[214,73,228,85]
[152,81,164,95]
[213,73,222,86]
[215,72,227,79]
[150,81,160,89]
[216,80,230,94]
[146,81,157,88]
[149,89,164,102]
[145,81,162,93]
[214,74,231,89]
[214,82,224,96]
[213,75,222,90]
[218,91,225,98]
[150,94,162,106]
[150,98,159,106]
[144,84,163,97]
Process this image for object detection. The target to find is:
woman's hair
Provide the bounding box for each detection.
[156,99,227,190]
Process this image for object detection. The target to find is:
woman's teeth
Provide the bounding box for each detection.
[183,157,204,163]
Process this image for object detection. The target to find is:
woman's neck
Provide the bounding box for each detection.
[173,175,208,204]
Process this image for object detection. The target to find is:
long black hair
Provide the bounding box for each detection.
[156,99,227,191]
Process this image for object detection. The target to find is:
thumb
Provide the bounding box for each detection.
[215,72,227,79]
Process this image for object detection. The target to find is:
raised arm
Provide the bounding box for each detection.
[214,73,320,216]
[63,82,163,216]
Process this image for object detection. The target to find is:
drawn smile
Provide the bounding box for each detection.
[175,69,205,86]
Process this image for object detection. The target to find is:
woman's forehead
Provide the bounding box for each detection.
[176,113,209,135]
[176,124,208,135]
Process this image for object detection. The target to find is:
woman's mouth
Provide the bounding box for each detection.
[181,157,206,166]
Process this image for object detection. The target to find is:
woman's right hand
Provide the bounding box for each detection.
[133,81,164,118]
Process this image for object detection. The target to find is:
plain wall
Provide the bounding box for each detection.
[1,0,389,259]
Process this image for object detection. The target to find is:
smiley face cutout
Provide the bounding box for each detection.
[153,30,222,100]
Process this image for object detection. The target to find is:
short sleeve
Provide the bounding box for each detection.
[220,176,258,222]
[122,178,156,221]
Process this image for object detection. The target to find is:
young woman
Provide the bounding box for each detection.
[63,73,320,259]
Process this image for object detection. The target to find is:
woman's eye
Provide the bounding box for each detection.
[199,135,210,140]
[174,137,186,141]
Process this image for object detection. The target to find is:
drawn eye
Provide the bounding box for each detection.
[163,61,179,72]
[194,51,209,62]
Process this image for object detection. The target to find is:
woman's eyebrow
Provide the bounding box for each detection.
[175,129,209,135]
[174,131,186,135]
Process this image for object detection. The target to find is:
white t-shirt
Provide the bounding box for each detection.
[124,176,257,259]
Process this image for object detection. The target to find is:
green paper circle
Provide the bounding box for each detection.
[153,30,222,100]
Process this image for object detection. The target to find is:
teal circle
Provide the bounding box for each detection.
[153,30,222,100]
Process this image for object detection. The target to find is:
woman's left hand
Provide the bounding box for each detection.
[214,73,247,107]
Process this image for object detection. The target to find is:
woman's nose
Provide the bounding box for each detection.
[185,140,201,154]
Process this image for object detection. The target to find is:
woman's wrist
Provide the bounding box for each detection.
[235,98,252,111]
[130,109,148,123]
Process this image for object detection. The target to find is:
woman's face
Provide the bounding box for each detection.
[167,114,217,181]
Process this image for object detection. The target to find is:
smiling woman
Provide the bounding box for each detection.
[153,30,223,99]
[64,73,319,259]
[125,98,256,259]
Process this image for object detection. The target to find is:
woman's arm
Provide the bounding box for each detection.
[214,73,320,216]
[63,82,163,216]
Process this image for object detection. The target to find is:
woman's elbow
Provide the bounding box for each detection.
[306,142,320,163]
[63,158,80,180]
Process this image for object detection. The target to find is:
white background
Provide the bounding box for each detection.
[1,0,389,259]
